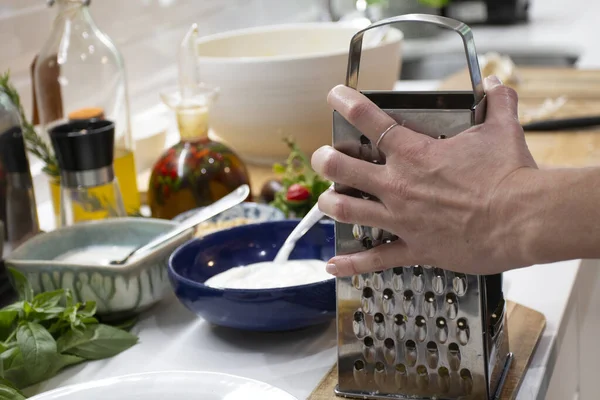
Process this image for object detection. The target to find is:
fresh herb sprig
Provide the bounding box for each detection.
[0,72,59,178]
[0,269,139,398]
[271,138,331,218]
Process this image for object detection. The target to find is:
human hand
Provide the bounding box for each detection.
[312,76,539,277]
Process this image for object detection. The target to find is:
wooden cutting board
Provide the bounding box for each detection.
[308,300,546,400]
[440,67,600,168]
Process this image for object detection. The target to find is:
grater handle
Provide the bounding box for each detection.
[346,13,484,107]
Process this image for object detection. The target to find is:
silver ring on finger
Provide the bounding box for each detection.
[375,122,399,149]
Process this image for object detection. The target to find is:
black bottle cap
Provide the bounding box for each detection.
[49,119,115,172]
[0,126,30,173]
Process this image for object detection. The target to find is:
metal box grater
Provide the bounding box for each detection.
[333,14,513,400]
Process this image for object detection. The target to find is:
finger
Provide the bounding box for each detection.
[325,240,413,276]
[318,190,391,228]
[483,76,520,124]
[328,85,423,153]
[311,146,384,196]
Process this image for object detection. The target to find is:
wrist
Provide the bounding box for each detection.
[494,166,600,268]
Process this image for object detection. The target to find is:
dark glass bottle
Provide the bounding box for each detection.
[148,85,251,220]
[0,92,40,249]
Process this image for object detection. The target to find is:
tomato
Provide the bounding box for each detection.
[286,183,310,203]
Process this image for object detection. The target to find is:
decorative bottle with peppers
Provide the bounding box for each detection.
[147,85,251,220]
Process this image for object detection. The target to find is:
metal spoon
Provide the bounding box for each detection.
[110,184,250,265]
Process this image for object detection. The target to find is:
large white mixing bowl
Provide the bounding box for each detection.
[196,22,403,165]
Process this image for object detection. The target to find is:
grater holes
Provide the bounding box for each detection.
[361,287,375,314]
[403,290,415,316]
[383,288,394,300]
[375,362,385,372]
[360,135,371,145]
[457,318,470,345]
[373,313,386,340]
[411,266,425,293]
[448,342,461,371]
[363,336,376,363]
[416,365,429,389]
[353,311,368,339]
[362,236,374,249]
[354,360,365,370]
[432,268,446,295]
[364,336,374,347]
[372,271,384,291]
[405,340,418,367]
[353,359,368,386]
[460,369,473,395]
[445,293,459,320]
[384,338,396,365]
[435,317,448,344]
[371,227,383,241]
[415,315,428,342]
[393,314,407,340]
[424,291,437,318]
[453,273,468,296]
[395,364,407,389]
[426,341,439,369]
[351,274,363,290]
[437,134,447,139]
[382,288,395,316]
[392,268,404,292]
[352,224,365,240]
[438,367,450,393]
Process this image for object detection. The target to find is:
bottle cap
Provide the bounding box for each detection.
[0,126,30,173]
[49,119,115,172]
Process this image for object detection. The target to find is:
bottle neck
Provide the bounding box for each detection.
[176,106,211,141]
[52,0,95,29]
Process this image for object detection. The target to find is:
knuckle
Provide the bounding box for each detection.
[401,139,431,161]
[371,251,385,272]
[346,100,373,123]
[321,149,340,178]
[332,196,350,222]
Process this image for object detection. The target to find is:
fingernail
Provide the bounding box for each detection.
[326,263,339,276]
[484,75,503,90]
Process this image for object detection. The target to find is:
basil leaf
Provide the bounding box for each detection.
[0,380,25,400]
[16,322,58,383]
[32,290,66,310]
[57,324,138,360]
[77,302,96,318]
[0,312,17,342]
[0,303,22,313]
[55,354,85,371]
[7,270,32,303]
[1,347,22,372]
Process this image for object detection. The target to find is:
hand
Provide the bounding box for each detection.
[312,76,539,277]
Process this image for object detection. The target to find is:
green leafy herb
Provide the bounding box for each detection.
[0,268,139,397]
[270,138,331,218]
[0,72,59,178]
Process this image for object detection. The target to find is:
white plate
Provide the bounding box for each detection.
[29,371,298,400]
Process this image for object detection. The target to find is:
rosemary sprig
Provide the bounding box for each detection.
[0,71,60,178]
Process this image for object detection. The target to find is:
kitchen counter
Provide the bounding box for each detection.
[26,259,583,400]
[24,79,595,400]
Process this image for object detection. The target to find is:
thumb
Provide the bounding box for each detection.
[483,75,519,124]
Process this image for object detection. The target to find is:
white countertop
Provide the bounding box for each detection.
[25,256,580,399]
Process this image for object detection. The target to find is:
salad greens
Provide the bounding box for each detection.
[271,138,331,218]
[0,269,139,398]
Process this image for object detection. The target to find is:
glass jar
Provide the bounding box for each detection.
[33,0,140,215]
[147,85,251,220]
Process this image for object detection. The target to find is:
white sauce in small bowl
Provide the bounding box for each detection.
[203,259,331,289]
[54,245,137,266]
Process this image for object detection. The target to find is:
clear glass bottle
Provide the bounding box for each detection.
[49,119,126,226]
[33,0,140,216]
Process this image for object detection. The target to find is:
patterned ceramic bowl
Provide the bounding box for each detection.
[172,202,286,236]
[5,218,193,316]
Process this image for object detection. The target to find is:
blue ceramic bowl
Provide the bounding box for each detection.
[168,220,336,331]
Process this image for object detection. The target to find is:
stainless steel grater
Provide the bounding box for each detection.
[333,14,513,400]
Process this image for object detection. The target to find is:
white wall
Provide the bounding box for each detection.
[0,0,325,117]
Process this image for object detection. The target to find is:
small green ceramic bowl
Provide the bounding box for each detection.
[5,218,193,317]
